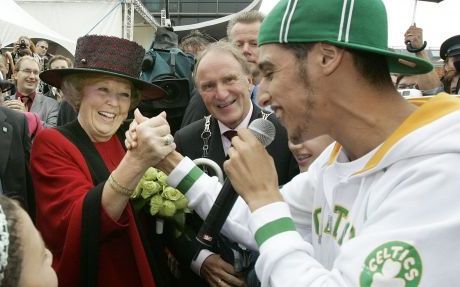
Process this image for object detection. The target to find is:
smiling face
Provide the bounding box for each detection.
[14,58,40,95]
[195,49,252,129]
[17,207,58,287]
[78,76,132,142]
[288,135,334,172]
[257,43,326,145]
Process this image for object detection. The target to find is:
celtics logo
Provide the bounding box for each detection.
[360,241,422,287]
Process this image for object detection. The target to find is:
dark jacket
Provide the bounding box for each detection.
[0,107,35,217]
[170,105,299,285]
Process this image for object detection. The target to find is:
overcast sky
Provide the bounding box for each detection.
[259,0,459,49]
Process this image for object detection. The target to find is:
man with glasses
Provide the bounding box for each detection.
[3,56,58,127]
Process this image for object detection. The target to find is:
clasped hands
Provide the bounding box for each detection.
[124,109,176,168]
[125,110,282,211]
[3,99,26,112]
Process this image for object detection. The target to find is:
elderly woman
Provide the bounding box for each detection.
[31,35,175,287]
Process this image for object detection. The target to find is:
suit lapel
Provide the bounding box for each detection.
[30,94,41,113]
[207,117,226,171]
[0,110,13,178]
[251,105,261,122]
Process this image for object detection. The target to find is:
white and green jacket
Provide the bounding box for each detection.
[167,94,460,287]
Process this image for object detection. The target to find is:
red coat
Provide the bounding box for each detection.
[31,128,156,287]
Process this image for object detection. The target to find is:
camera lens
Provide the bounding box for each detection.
[19,40,27,49]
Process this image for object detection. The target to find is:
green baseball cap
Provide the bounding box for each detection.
[258,0,433,75]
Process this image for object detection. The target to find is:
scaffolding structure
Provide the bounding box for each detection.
[122,0,160,40]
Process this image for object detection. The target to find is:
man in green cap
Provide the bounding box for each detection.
[128,0,460,285]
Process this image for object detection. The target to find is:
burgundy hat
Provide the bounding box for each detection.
[40,35,166,100]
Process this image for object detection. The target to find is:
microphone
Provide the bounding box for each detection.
[195,118,276,248]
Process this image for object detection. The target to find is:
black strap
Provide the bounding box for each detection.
[133,211,173,287]
[57,120,110,287]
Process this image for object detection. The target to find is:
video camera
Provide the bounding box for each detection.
[0,79,15,94]
[398,88,422,98]
[137,27,196,134]
[19,40,28,50]
[16,40,31,56]
[140,47,195,109]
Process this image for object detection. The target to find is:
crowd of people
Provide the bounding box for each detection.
[1,0,460,286]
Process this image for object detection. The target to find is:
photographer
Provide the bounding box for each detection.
[5,36,40,78]
[440,35,460,94]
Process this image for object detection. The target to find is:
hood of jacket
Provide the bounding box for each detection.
[326,93,460,177]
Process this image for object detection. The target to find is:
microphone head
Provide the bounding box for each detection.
[248,118,276,147]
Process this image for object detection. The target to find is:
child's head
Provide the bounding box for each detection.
[288,135,334,172]
[0,196,57,287]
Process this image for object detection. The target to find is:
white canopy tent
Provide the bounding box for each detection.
[16,0,123,47]
[13,0,160,53]
[1,0,76,54]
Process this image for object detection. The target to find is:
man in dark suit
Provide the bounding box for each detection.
[169,42,298,287]
[0,106,35,218]
[180,11,265,128]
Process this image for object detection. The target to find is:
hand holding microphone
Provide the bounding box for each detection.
[225,120,283,211]
[196,118,282,248]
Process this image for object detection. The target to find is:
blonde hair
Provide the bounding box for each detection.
[226,11,265,39]
[179,30,215,56]
[60,73,141,112]
[13,56,39,72]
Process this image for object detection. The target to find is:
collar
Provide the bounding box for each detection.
[218,101,254,135]
[16,90,36,101]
